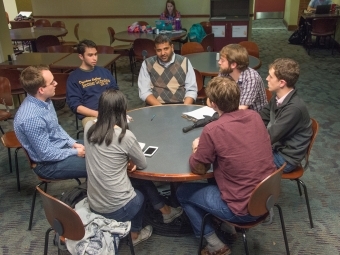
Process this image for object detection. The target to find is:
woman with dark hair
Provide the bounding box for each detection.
[160,0,181,28]
[85,89,182,246]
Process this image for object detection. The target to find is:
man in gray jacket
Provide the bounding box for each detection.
[260,58,312,173]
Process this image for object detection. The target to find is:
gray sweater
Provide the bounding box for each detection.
[84,123,147,214]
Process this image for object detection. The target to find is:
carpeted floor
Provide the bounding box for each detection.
[1,19,340,255]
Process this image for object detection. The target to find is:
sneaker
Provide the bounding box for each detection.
[262,208,274,226]
[201,245,231,255]
[162,206,183,223]
[132,225,153,246]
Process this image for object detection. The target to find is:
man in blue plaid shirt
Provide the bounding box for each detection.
[14,65,87,180]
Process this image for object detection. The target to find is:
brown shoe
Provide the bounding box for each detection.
[201,245,231,255]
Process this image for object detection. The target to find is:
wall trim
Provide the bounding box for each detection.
[283,19,297,31]
[33,15,210,19]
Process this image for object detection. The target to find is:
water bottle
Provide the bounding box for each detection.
[175,18,180,30]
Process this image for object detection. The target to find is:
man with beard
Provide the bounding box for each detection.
[67,39,119,127]
[138,34,197,106]
[218,44,267,112]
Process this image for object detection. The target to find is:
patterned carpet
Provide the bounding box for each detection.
[1,19,340,255]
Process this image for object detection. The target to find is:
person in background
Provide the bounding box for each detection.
[177,76,276,255]
[260,58,312,173]
[14,65,87,180]
[307,0,332,12]
[138,34,197,105]
[218,44,267,112]
[85,90,182,245]
[160,0,181,28]
[66,39,118,127]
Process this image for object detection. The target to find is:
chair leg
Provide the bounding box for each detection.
[241,229,250,255]
[127,232,136,255]
[75,178,81,185]
[296,180,302,196]
[76,130,84,139]
[75,115,79,130]
[198,213,211,255]
[7,148,13,173]
[297,179,314,228]
[275,204,290,255]
[15,147,22,192]
[44,227,54,255]
[0,125,4,134]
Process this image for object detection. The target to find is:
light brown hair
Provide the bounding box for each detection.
[220,44,249,71]
[19,65,50,96]
[269,58,300,88]
[163,0,178,18]
[205,76,240,113]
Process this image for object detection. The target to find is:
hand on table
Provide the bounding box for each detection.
[192,137,200,153]
[127,160,137,172]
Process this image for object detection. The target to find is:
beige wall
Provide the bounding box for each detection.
[31,0,210,46]
[15,0,33,12]
[3,0,18,21]
[0,0,14,62]
[283,0,300,27]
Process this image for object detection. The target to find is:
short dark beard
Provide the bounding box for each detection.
[219,66,233,76]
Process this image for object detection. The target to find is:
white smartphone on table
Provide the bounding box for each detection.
[144,146,158,157]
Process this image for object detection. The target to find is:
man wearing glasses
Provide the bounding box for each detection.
[14,65,87,180]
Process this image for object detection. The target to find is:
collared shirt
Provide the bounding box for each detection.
[308,0,331,8]
[276,89,294,106]
[14,94,77,163]
[138,53,197,102]
[220,67,267,112]
[160,11,181,25]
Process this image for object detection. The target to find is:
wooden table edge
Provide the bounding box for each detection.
[128,171,214,182]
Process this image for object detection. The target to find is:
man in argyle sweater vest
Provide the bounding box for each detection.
[138,34,197,106]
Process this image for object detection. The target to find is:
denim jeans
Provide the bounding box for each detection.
[177,183,260,238]
[91,189,146,233]
[273,150,297,173]
[130,178,164,210]
[33,140,87,179]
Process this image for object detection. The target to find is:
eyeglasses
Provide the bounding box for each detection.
[44,80,57,87]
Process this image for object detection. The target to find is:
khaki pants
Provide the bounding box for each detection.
[81,117,97,128]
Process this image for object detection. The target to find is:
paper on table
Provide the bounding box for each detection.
[139,143,146,150]
[182,106,216,121]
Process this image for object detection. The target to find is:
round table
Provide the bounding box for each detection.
[114,30,187,42]
[10,27,68,52]
[128,105,213,182]
[127,105,213,236]
[185,52,262,76]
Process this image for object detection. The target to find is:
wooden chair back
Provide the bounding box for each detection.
[133,38,156,60]
[37,186,85,240]
[311,18,337,35]
[201,33,214,52]
[47,45,74,53]
[52,21,66,28]
[35,19,51,27]
[0,77,13,107]
[51,73,69,100]
[194,69,207,103]
[305,118,319,164]
[36,35,60,52]
[248,163,286,216]
[74,23,80,41]
[181,42,204,55]
[96,45,114,54]
[200,21,212,34]
[107,26,116,45]
[0,69,23,92]
[238,41,260,58]
[138,21,149,26]
[265,88,272,102]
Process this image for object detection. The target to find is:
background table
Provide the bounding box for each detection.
[0,53,70,69]
[114,30,187,42]
[50,53,120,72]
[10,27,68,52]
[186,52,262,77]
[128,104,213,236]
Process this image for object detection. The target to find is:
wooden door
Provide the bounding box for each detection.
[254,0,286,19]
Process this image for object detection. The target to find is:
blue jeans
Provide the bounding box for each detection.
[273,150,297,173]
[130,178,164,210]
[91,190,145,232]
[33,140,87,179]
[177,183,259,238]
